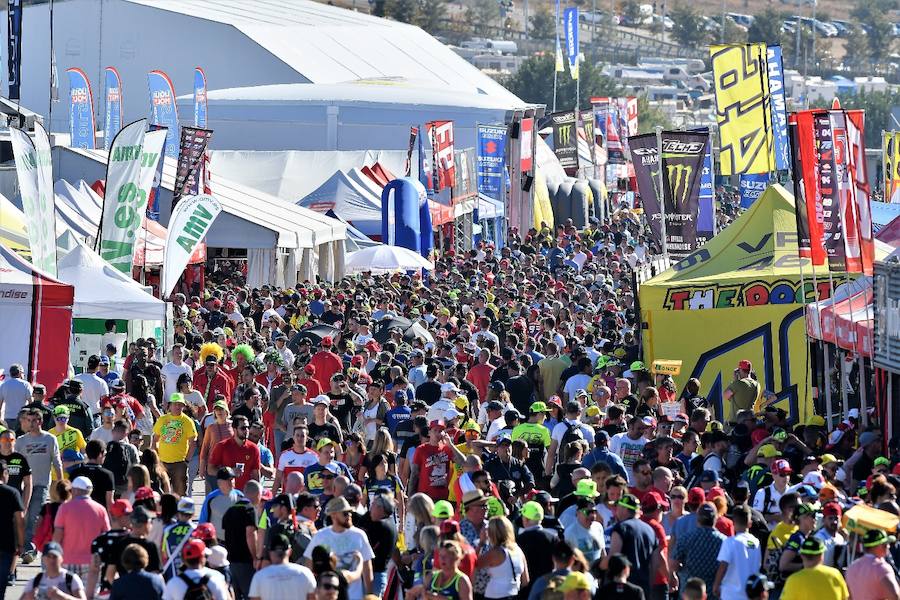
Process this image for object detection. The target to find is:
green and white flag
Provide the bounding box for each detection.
[9,124,57,275]
[161,194,221,298]
[99,119,147,273]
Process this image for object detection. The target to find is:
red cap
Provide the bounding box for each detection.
[822,501,843,518]
[110,499,133,518]
[738,360,752,371]
[429,419,446,430]
[350,356,364,367]
[212,299,222,309]
[321,336,333,347]
[304,364,317,375]
[687,487,706,505]
[772,459,793,476]
[365,340,381,351]
[192,523,217,541]
[706,486,726,501]
[134,486,155,502]
[640,491,669,512]
[182,539,209,561]
[440,519,460,535]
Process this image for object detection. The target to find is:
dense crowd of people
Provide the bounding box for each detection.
[0,214,891,600]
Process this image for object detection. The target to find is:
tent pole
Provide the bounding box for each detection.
[655,126,669,262]
[828,270,847,419]
[860,355,868,428]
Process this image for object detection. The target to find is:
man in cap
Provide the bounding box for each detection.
[459,489,489,546]
[604,494,659,596]
[308,337,343,392]
[54,476,109,580]
[713,506,762,600]
[517,500,559,595]
[67,439,115,510]
[249,533,317,600]
[410,419,466,501]
[199,467,244,543]
[20,541,87,600]
[596,554,644,600]
[303,438,352,497]
[484,432,535,495]
[849,430,884,489]
[564,494,607,568]
[221,484,259,599]
[846,528,900,600]
[512,401,553,484]
[780,537,848,600]
[610,415,652,484]
[51,405,87,455]
[303,497,374,600]
[814,502,846,568]
[163,539,230,600]
[152,392,198,496]
[560,570,594,600]
[674,502,726,597]
[754,457,792,523]
[546,401,595,472]
[724,361,761,423]
[640,491,671,600]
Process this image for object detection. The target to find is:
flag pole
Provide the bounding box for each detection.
[655,125,670,261]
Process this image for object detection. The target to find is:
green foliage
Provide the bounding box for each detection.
[467,0,501,33]
[529,6,557,41]
[415,0,448,33]
[670,4,709,47]
[501,54,621,110]
[385,0,419,24]
[635,95,672,134]
[746,8,787,46]
[851,0,896,67]
[810,90,900,147]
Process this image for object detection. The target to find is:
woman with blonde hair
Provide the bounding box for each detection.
[126,464,152,502]
[199,399,232,494]
[405,493,436,552]
[426,541,473,600]
[475,516,529,599]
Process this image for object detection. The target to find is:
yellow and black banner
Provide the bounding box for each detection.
[883,131,900,203]
[711,43,775,175]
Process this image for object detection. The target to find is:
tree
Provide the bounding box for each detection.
[635,94,672,134]
[670,5,709,47]
[621,0,640,23]
[529,6,557,41]
[415,0,447,33]
[746,8,787,47]
[810,89,900,147]
[467,0,501,34]
[385,0,418,23]
[850,0,895,69]
[501,54,621,110]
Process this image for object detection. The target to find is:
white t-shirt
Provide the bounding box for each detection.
[303,527,374,600]
[248,562,316,600]
[562,374,592,401]
[609,433,648,484]
[23,569,85,597]
[163,567,230,600]
[74,373,108,414]
[162,362,193,403]
[551,419,595,446]
[277,448,318,474]
[752,483,786,516]
[89,426,115,444]
[716,532,762,600]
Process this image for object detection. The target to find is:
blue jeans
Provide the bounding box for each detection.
[25,485,47,548]
[371,571,387,597]
[0,552,13,600]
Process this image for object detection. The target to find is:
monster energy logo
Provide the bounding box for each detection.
[666,163,694,209]
[556,124,574,147]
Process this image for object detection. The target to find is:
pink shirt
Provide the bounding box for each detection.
[54,496,110,565]
[846,553,900,600]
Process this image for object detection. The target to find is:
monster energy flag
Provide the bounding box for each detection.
[629,130,707,254]
[549,110,579,170]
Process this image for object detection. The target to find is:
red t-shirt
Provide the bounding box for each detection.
[433,541,478,580]
[308,351,344,391]
[297,377,323,399]
[412,442,455,500]
[209,437,261,491]
[466,363,495,404]
[640,514,668,585]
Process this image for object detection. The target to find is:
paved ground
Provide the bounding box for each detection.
[9,476,208,598]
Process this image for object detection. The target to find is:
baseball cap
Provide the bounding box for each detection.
[795,502,820,518]
[440,382,459,394]
[216,467,236,480]
[529,401,550,414]
[641,491,669,512]
[316,438,338,451]
[640,415,657,428]
[182,539,211,561]
[168,393,186,405]
[574,480,600,499]
[268,533,292,553]
[799,536,826,555]
[429,419,447,430]
[859,431,881,447]
[687,487,706,505]
[806,415,826,428]
[521,501,544,522]
[862,528,897,548]
[213,400,228,411]
[110,499,133,518]
[53,406,70,417]
[131,506,153,524]
[531,490,559,507]
[489,381,506,392]
[325,496,352,514]
[98,356,110,365]
[822,501,843,518]
[697,503,717,520]
[738,360,752,371]
[432,500,455,519]
[440,519,460,535]
[192,523,217,541]
[271,494,293,510]
[134,486,155,502]
[71,476,93,491]
[772,459,793,476]
[875,456,891,468]
[746,574,774,597]
[617,494,640,512]
[699,470,719,484]
[820,453,840,466]
[42,542,63,558]
[61,449,84,462]
[486,400,504,412]
[758,444,781,458]
[560,571,593,593]
[313,395,330,406]
[177,497,196,514]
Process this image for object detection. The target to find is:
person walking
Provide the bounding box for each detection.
[199,467,245,543]
[0,364,33,430]
[516,500,559,597]
[303,496,374,600]
[475,516,529,600]
[67,440,115,509]
[74,356,110,416]
[248,533,317,600]
[604,494,660,598]
[845,529,900,600]
[53,476,109,581]
[674,503,726,598]
[163,539,231,600]
[780,537,848,600]
[110,543,165,600]
[20,542,86,600]
[152,392,198,497]
[0,461,25,600]
[208,415,261,492]
[16,408,62,562]
[713,506,763,600]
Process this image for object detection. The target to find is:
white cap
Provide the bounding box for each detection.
[443,408,463,421]
[848,408,860,419]
[440,382,459,393]
[177,497,196,513]
[71,476,93,491]
[313,395,331,406]
[207,545,230,568]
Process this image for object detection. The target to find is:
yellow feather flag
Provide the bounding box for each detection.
[555,38,564,73]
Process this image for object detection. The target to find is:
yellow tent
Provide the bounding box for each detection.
[639,184,823,422]
[0,194,29,253]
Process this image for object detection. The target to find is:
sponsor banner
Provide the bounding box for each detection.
[564,7,579,80]
[147,70,179,158]
[766,45,790,171]
[161,194,222,298]
[426,120,456,191]
[520,117,534,172]
[104,67,123,151]
[7,0,23,100]
[711,43,775,175]
[698,131,715,240]
[582,113,597,168]
[137,129,166,224]
[417,123,434,198]
[193,67,207,128]
[788,114,812,259]
[739,173,769,209]
[883,131,900,204]
[477,124,507,202]
[405,126,418,177]
[147,123,167,221]
[452,148,477,202]
[813,111,845,271]
[663,278,832,311]
[591,98,608,142]
[830,110,863,273]
[549,110,579,170]
[172,126,213,208]
[846,110,874,275]
[629,134,661,245]
[66,68,96,149]
[9,125,57,275]
[99,119,148,273]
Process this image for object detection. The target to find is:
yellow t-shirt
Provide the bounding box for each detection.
[767,522,797,551]
[781,565,848,600]
[448,442,480,503]
[54,426,86,453]
[153,413,197,463]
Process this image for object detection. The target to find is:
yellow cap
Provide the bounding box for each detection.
[560,571,592,593]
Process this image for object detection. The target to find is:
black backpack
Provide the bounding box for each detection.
[32,572,74,595]
[103,440,132,487]
[180,573,215,600]
[558,421,585,462]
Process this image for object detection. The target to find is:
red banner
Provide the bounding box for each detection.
[795,110,827,266]
[426,120,456,191]
[520,117,534,172]
[846,109,874,275]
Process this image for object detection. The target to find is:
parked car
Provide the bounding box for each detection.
[829,19,852,37]
[727,13,755,28]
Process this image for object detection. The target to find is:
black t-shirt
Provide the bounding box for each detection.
[415,381,441,405]
[0,484,24,553]
[394,419,417,447]
[400,433,422,461]
[358,516,397,573]
[233,404,263,425]
[597,580,646,600]
[0,452,31,493]
[92,529,131,591]
[506,375,536,415]
[327,392,355,431]
[516,526,558,584]
[308,421,342,443]
[69,463,115,506]
[222,500,258,563]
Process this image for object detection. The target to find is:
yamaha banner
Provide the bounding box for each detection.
[564,7,579,80]
[66,68,96,149]
[766,45,790,170]
[549,110,579,170]
[172,126,213,208]
[193,67,207,128]
[697,129,715,241]
[7,0,22,100]
[104,67,123,150]
[476,124,507,202]
[739,173,769,208]
[148,70,179,158]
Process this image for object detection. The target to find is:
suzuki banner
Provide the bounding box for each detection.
[9,125,57,275]
[476,125,507,203]
[161,194,222,299]
[193,67,207,128]
[147,70,179,158]
[99,119,148,273]
[739,173,769,208]
[564,7,579,80]
[549,110,579,170]
[66,68,96,149]
[104,67,123,150]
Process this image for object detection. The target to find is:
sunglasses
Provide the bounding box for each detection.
[671,495,686,500]
[320,583,340,591]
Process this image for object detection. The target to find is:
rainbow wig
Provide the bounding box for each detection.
[232,344,255,365]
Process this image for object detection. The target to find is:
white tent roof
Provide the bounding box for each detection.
[56,242,166,320]
[297,170,382,235]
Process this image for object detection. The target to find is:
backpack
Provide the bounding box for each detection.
[558,421,585,462]
[180,573,215,600]
[32,572,74,595]
[764,536,787,588]
[103,440,133,487]
[740,464,771,499]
